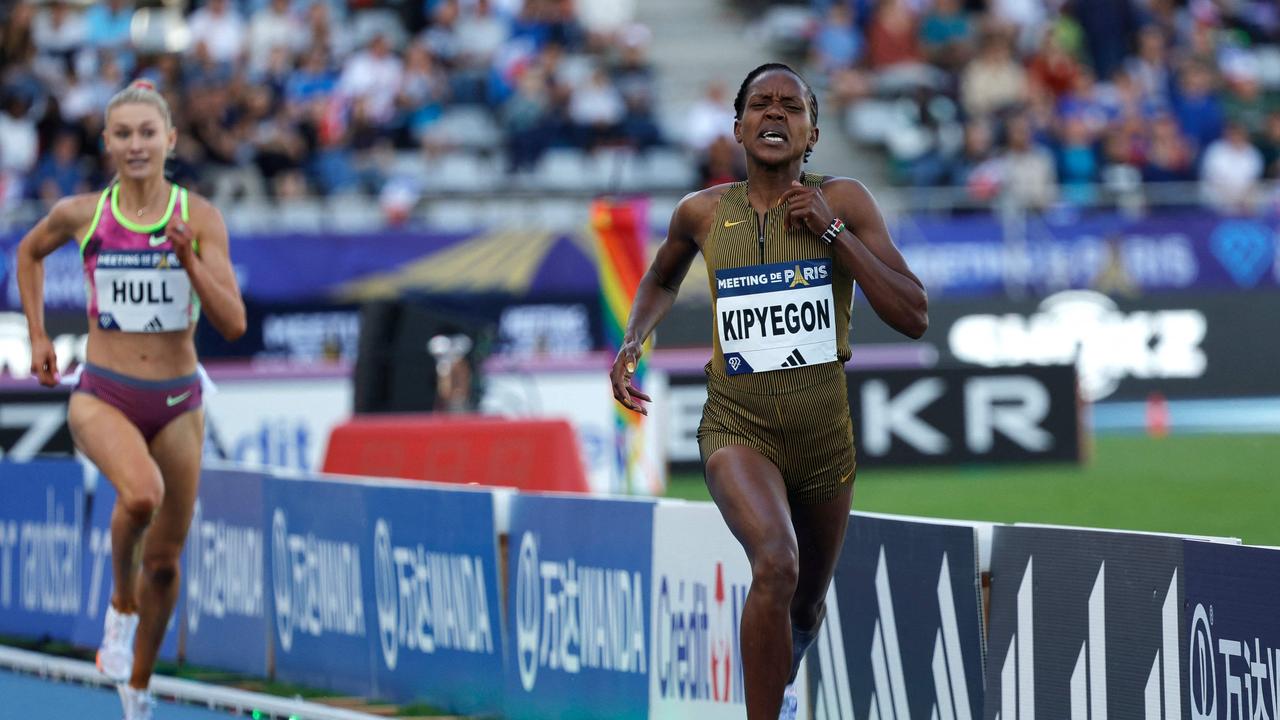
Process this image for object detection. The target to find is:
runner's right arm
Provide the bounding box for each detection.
[17,195,95,386]
[610,190,711,413]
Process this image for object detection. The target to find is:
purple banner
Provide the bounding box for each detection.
[898,210,1280,297]
[5,211,1277,311]
[0,229,599,311]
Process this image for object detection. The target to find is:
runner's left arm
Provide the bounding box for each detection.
[782,178,928,338]
[166,195,247,341]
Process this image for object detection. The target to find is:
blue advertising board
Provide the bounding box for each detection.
[505,495,654,720]
[1184,540,1280,720]
[0,460,85,643]
[362,482,504,716]
[72,475,180,660]
[183,468,269,677]
[807,513,985,720]
[265,475,373,696]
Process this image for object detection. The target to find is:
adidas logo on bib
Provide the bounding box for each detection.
[781,349,807,367]
[143,316,165,332]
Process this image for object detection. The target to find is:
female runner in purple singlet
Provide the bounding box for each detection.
[17,80,246,720]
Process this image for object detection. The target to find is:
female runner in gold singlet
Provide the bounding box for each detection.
[17,80,246,720]
[610,63,928,719]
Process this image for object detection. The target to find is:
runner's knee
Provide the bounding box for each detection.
[119,479,164,521]
[141,550,180,588]
[751,538,799,601]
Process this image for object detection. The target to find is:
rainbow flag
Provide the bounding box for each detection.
[591,197,652,494]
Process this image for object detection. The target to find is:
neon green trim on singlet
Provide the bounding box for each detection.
[177,188,202,323]
[79,188,111,256]
[110,183,179,234]
[180,187,199,254]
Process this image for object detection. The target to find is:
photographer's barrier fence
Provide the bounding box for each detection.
[2,460,1274,718]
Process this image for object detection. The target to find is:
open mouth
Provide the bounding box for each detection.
[126,158,150,169]
[759,129,788,145]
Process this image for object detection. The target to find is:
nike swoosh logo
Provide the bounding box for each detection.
[723,220,747,228]
[166,391,192,407]
[149,235,168,247]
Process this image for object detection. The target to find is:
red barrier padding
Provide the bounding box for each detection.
[322,414,590,492]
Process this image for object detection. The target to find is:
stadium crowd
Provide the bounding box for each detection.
[802,0,1280,212]
[0,0,663,210]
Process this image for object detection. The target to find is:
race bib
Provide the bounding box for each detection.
[715,258,837,375]
[94,250,193,332]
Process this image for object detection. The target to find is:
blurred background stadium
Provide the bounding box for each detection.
[1,0,1279,716]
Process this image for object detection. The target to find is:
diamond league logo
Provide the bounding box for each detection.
[271,508,294,652]
[514,531,541,691]
[1210,220,1273,288]
[1189,603,1217,720]
[374,519,398,670]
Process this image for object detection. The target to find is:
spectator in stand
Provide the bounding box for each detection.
[1028,27,1081,100]
[28,130,87,204]
[304,1,352,60]
[1142,113,1195,183]
[0,90,38,210]
[697,135,744,188]
[919,0,972,72]
[337,34,404,127]
[685,80,735,153]
[1125,25,1173,110]
[247,0,302,74]
[989,0,1046,50]
[612,28,663,151]
[83,0,134,72]
[960,25,1027,119]
[396,41,450,143]
[568,67,624,150]
[1099,126,1143,195]
[502,65,552,171]
[1258,111,1280,178]
[949,118,994,189]
[1001,112,1057,209]
[610,24,656,110]
[1056,112,1100,205]
[1221,56,1279,141]
[186,0,246,67]
[452,0,510,103]
[1074,0,1138,80]
[1200,120,1263,213]
[285,47,338,110]
[61,53,123,125]
[866,0,923,69]
[810,4,863,76]
[1,3,38,70]
[1171,62,1223,156]
[32,0,85,73]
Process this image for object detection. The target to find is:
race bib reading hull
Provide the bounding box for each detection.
[95,251,193,332]
[715,258,837,375]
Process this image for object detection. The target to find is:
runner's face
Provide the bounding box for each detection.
[105,103,174,181]
[735,71,816,165]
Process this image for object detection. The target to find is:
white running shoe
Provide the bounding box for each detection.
[779,681,799,720]
[118,684,155,720]
[96,604,138,682]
